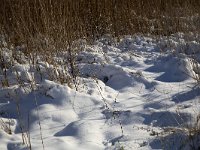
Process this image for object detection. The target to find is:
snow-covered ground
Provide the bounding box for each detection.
[0,34,200,150]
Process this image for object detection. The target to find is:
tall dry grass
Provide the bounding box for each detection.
[0,0,200,52]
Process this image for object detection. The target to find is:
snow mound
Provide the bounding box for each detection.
[0,35,200,150]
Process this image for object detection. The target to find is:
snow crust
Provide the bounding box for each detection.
[0,35,200,149]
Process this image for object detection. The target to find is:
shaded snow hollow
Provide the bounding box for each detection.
[0,35,200,150]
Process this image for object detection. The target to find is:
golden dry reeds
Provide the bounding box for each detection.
[0,0,199,52]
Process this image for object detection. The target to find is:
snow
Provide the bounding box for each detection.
[0,34,200,149]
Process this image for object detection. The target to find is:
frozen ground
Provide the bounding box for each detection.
[0,34,200,150]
